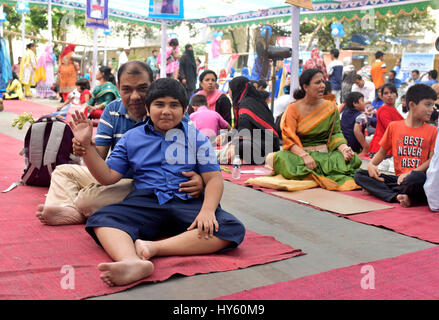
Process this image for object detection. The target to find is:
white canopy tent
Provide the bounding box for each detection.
[2,0,436,94]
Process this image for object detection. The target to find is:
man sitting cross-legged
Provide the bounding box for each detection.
[36,61,203,226]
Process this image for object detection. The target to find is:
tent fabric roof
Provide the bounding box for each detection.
[2,0,436,29]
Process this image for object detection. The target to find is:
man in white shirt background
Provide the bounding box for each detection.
[351,74,376,105]
[118,46,130,71]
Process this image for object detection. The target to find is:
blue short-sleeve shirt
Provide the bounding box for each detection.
[95,99,148,150]
[106,119,220,204]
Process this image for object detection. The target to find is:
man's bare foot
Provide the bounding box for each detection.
[135,240,158,260]
[35,204,86,225]
[98,259,154,287]
[396,194,411,208]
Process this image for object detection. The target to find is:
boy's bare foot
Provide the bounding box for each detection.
[35,204,86,225]
[135,240,158,260]
[98,259,154,287]
[396,194,411,208]
[362,188,371,195]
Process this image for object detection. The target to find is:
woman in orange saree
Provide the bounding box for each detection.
[271,69,362,191]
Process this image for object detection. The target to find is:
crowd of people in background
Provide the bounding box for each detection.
[2,40,439,213]
[2,38,439,288]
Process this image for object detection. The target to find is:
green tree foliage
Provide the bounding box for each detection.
[300,11,436,52]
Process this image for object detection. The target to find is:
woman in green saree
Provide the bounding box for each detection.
[87,66,120,120]
[269,68,362,191]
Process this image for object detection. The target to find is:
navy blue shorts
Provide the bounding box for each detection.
[85,189,246,249]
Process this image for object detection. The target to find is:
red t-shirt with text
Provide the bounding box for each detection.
[379,120,437,176]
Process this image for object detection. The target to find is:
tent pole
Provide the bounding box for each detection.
[92,28,98,89]
[21,12,25,56]
[0,5,3,38]
[290,5,300,99]
[160,20,167,79]
[48,0,52,45]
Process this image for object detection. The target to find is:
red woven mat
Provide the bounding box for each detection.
[0,133,303,299]
[3,99,56,119]
[215,246,439,300]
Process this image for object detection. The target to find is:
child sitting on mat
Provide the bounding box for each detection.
[70,78,246,287]
[354,84,438,208]
[340,91,369,156]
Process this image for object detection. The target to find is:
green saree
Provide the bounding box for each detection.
[87,82,120,108]
[274,100,361,191]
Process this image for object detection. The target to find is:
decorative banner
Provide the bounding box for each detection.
[401,53,435,73]
[86,0,109,29]
[285,0,313,10]
[148,0,184,20]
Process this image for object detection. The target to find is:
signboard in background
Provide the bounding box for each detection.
[148,0,184,20]
[401,53,435,73]
[86,0,109,29]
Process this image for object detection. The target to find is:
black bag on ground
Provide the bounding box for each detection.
[20,116,80,187]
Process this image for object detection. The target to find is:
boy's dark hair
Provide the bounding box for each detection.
[375,51,384,59]
[412,69,420,75]
[330,48,339,58]
[190,94,208,107]
[75,78,90,91]
[145,78,188,111]
[429,70,438,80]
[117,60,153,86]
[344,92,364,109]
[405,83,437,106]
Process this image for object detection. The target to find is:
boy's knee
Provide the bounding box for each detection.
[353,169,368,183]
[404,170,427,185]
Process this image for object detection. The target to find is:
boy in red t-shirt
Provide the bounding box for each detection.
[354,84,438,207]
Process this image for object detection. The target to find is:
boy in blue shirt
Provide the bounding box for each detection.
[70,78,245,287]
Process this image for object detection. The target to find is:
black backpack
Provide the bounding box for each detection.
[19,116,80,187]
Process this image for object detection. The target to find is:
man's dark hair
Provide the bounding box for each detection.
[190,94,208,107]
[145,78,188,111]
[330,48,339,58]
[344,91,364,109]
[412,69,420,75]
[117,60,153,86]
[406,83,437,106]
[429,70,438,80]
[152,49,158,54]
[375,51,384,59]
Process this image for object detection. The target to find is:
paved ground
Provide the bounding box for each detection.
[0,98,436,301]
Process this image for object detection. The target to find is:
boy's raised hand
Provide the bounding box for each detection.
[187,210,219,240]
[69,110,93,149]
